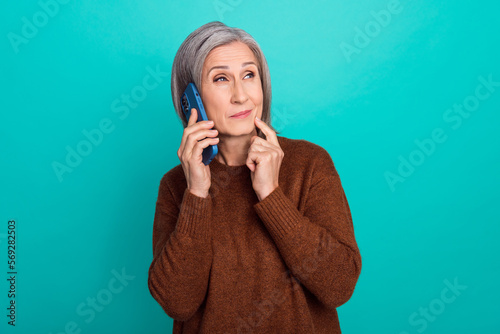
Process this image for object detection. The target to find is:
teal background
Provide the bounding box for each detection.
[1,0,499,333]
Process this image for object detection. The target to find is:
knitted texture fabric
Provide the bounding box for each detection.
[148,135,362,333]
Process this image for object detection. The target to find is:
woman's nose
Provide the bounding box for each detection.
[230,79,248,104]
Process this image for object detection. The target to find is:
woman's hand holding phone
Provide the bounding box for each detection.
[177,108,219,198]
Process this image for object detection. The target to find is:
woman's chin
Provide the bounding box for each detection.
[222,124,256,137]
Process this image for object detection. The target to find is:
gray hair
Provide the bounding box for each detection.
[171,21,279,139]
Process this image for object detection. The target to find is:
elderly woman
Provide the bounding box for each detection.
[148,21,362,333]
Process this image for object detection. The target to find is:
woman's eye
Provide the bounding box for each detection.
[214,76,227,82]
[244,72,254,79]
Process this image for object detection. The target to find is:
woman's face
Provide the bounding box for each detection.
[200,41,263,137]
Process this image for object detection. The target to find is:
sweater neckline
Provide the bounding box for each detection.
[209,154,249,174]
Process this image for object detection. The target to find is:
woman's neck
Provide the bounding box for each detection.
[215,129,257,166]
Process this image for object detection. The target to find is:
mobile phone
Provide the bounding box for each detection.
[181,83,218,165]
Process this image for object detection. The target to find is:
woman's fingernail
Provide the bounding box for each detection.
[256,117,261,121]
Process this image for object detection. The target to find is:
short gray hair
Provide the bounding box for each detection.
[171,21,279,138]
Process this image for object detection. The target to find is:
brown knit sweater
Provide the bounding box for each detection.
[148,135,362,333]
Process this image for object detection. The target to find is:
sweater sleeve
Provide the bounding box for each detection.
[253,148,362,309]
[147,177,213,321]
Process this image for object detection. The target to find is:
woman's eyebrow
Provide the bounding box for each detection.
[241,61,257,67]
[207,62,257,76]
[208,65,229,75]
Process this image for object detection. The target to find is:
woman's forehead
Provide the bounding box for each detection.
[204,42,258,69]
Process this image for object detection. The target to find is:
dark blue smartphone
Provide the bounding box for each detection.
[181,83,218,165]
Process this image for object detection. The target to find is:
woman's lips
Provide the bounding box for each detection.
[230,110,251,119]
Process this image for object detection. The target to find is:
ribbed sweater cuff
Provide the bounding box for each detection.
[174,188,212,239]
[253,186,302,240]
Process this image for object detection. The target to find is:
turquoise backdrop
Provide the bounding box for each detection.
[1,1,499,333]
